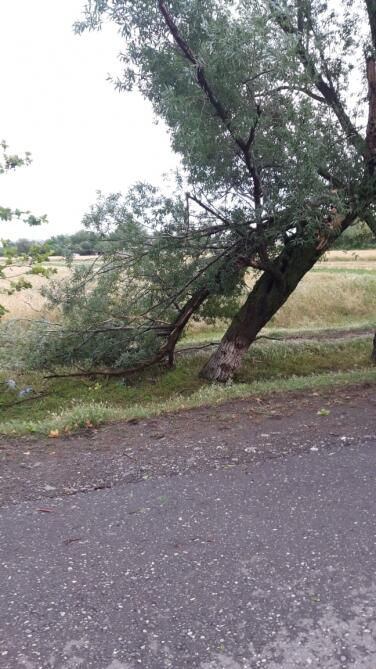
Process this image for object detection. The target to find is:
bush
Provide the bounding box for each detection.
[334,221,376,250]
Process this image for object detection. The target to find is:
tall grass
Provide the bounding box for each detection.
[324,249,376,262]
[188,270,376,337]
[269,272,376,329]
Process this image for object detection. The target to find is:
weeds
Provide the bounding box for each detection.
[1,368,375,436]
[0,337,374,435]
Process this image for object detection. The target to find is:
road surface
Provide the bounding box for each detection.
[1,386,375,668]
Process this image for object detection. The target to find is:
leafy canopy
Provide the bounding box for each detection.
[0,140,47,226]
[19,0,376,373]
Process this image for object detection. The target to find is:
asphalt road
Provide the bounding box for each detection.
[1,429,376,668]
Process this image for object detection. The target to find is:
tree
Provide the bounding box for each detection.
[69,229,101,255]
[0,140,47,227]
[0,140,50,317]
[14,238,33,255]
[334,221,376,250]
[36,0,376,379]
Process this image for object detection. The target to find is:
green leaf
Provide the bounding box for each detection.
[317,408,331,417]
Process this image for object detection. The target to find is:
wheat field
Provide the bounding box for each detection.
[319,249,376,270]
[1,252,375,329]
[0,260,71,320]
[269,271,376,328]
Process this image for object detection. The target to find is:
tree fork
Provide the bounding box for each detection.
[200,218,355,382]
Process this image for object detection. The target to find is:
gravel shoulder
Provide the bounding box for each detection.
[1,383,375,508]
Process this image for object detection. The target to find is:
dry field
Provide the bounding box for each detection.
[1,252,375,329]
[0,256,94,320]
[325,250,376,260]
[321,249,376,270]
[0,260,71,320]
[278,251,376,328]
[268,270,376,329]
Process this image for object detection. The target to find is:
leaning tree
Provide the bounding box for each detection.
[34,0,376,381]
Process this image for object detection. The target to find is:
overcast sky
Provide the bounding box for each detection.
[0,0,176,241]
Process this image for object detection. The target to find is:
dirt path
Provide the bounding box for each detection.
[279,327,375,341]
[177,328,375,356]
[1,383,375,508]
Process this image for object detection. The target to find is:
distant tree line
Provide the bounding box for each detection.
[2,220,374,259]
[0,229,102,257]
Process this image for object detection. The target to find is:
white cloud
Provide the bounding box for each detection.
[0,0,176,241]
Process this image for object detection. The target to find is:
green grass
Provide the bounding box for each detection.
[1,336,374,436]
[1,368,375,437]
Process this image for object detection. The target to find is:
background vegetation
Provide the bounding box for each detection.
[2,218,375,261]
[1,250,375,435]
[2,0,376,433]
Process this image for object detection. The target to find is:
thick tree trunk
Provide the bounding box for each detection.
[200,241,326,382]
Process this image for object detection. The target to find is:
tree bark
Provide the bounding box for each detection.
[200,240,329,382]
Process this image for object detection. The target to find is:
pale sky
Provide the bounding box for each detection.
[0,0,176,241]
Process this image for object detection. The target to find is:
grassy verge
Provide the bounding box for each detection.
[1,369,375,437]
[1,337,374,436]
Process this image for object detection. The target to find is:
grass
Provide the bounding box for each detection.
[312,267,376,275]
[267,272,376,329]
[187,270,376,338]
[0,253,375,436]
[182,320,376,347]
[1,337,374,436]
[1,368,375,437]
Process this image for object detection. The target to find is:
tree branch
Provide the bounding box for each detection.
[269,0,367,158]
[157,1,263,206]
[317,167,345,190]
[187,193,231,226]
[365,0,376,52]
[366,56,376,170]
[258,84,327,104]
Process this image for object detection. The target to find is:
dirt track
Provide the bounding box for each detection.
[177,329,375,357]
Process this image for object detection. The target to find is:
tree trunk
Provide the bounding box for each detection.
[372,333,376,365]
[200,241,325,382]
